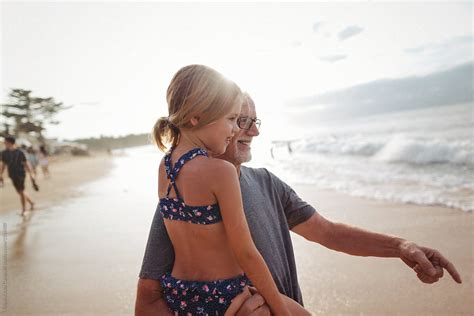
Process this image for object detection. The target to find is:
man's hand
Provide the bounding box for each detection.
[135,278,173,316]
[238,287,272,316]
[399,241,462,284]
[230,287,311,316]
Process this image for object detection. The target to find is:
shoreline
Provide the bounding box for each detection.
[0,152,113,215]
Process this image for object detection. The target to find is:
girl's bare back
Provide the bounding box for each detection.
[159,152,243,281]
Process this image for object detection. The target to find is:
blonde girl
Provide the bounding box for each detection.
[153,65,289,315]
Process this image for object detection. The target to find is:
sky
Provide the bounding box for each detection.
[1,1,472,141]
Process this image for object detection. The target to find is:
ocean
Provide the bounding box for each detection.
[259,102,473,212]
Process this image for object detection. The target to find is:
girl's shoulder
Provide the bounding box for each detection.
[197,158,240,191]
[159,150,236,180]
[181,156,234,175]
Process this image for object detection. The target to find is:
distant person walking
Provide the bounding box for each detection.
[26,146,39,177]
[38,145,50,178]
[0,136,36,215]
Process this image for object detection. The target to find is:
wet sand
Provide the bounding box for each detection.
[0,152,472,315]
[292,186,473,315]
[0,153,112,215]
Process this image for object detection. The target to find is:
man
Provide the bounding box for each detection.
[0,136,36,215]
[135,95,461,315]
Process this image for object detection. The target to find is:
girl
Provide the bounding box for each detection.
[153,65,290,315]
[38,145,50,178]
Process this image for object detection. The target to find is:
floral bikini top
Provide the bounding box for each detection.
[159,148,222,225]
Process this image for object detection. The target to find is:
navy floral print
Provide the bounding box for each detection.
[159,147,222,224]
[161,272,251,315]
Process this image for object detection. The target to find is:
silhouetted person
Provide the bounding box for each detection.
[38,145,50,178]
[0,136,36,215]
[26,146,39,177]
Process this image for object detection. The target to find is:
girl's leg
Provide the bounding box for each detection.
[42,166,50,178]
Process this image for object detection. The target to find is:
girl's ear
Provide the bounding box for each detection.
[190,116,200,127]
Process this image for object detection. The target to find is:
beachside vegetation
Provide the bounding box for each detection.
[0,88,71,140]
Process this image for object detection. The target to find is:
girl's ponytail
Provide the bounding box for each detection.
[152,116,180,152]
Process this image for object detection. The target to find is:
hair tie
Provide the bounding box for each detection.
[166,118,179,133]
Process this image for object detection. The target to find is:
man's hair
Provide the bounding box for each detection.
[243,92,255,108]
[4,136,15,144]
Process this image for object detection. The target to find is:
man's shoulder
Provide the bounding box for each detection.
[241,166,284,185]
[241,165,270,178]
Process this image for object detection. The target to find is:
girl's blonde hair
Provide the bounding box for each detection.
[153,64,243,151]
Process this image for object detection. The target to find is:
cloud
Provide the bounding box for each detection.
[312,21,324,33]
[319,54,347,63]
[337,25,364,41]
[289,61,474,122]
[405,34,474,54]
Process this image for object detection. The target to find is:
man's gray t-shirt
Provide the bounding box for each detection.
[139,166,316,305]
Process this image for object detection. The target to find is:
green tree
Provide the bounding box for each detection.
[0,88,71,140]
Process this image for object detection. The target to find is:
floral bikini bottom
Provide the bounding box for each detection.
[161,272,251,315]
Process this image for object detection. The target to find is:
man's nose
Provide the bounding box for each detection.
[246,122,260,136]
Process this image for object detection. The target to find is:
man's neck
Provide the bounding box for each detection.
[236,165,241,178]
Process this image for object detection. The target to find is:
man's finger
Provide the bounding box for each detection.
[414,265,439,283]
[416,271,438,284]
[248,286,258,295]
[235,292,266,316]
[440,256,462,283]
[413,250,437,276]
[251,304,271,316]
[226,287,252,316]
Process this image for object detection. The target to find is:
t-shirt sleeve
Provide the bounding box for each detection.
[139,204,174,280]
[269,170,316,229]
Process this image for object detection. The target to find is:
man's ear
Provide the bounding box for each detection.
[190,116,200,127]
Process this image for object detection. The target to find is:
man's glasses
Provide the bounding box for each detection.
[237,117,261,130]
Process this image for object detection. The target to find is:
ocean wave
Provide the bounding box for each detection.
[373,135,472,165]
[293,134,473,165]
[269,157,474,212]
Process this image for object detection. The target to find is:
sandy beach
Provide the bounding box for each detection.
[0,151,472,315]
[0,153,113,215]
[292,187,473,315]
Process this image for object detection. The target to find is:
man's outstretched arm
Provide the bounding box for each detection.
[291,213,462,284]
[135,278,172,316]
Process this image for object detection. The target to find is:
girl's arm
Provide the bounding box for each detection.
[212,161,290,316]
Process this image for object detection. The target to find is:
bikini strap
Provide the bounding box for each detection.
[164,147,208,198]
